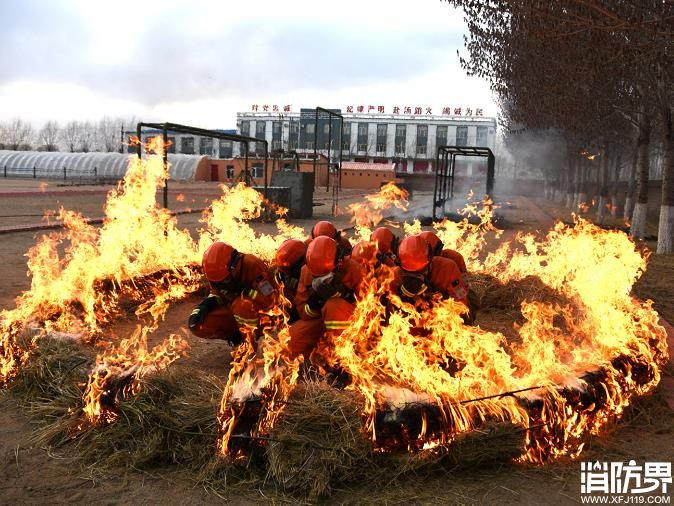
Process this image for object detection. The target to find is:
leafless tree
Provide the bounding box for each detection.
[97,117,119,152]
[79,121,96,152]
[61,120,82,152]
[38,120,60,151]
[2,118,34,150]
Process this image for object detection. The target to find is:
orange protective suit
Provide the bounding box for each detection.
[287,258,363,358]
[190,254,277,340]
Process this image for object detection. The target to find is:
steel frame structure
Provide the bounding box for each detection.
[311,107,343,217]
[136,121,267,208]
[433,145,495,220]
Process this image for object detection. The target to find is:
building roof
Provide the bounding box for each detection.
[341,161,395,172]
[0,151,205,180]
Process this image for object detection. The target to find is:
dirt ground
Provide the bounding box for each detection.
[0,178,672,505]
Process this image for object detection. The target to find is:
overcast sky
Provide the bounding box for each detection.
[0,0,497,129]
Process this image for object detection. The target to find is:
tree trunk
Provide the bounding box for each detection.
[624,143,638,221]
[631,115,651,239]
[566,158,576,208]
[610,150,621,218]
[597,145,609,223]
[657,113,674,254]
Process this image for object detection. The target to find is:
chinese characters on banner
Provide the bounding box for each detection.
[250,105,485,116]
[250,105,293,113]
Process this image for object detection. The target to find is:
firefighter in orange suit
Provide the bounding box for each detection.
[273,239,307,321]
[188,241,277,344]
[392,235,473,323]
[370,226,400,267]
[306,220,353,255]
[288,236,363,358]
[418,231,468,283]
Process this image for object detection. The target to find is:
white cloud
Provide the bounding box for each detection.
[0,0,496,129]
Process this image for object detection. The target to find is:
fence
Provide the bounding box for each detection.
[1,165,117,184]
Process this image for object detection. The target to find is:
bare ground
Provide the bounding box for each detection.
[0,181,672,505]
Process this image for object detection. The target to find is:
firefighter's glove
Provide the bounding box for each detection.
[188,295,221,329]
[311,272,344,301]
[400,273,428,298]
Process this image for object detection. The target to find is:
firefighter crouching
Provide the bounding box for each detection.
[188,241,278,345]
[273,239,307,321]
[418,230,477,317]
[393,234,474,324]
[307,220,353,255]
[287,236,364,359]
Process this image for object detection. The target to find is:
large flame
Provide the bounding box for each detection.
[0,149,667,465]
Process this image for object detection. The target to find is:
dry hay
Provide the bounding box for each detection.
[265,379,373,501]
[469,273,576,342]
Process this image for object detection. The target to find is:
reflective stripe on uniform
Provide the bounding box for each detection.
[401,283,427,298]
[304,304,319,318]
[190,308,201,315]
[324,320,350,330]
[234,315,259,327]
[247,289,258,300]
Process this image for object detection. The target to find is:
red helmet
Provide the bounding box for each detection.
[351,240,377,266]
[419,231,443,256]
[202,241,240,282]
[312,220,338,239]
[275,239,306,272]
[398,235,431,272]
[371,227,397,254]
[306,236,338,276]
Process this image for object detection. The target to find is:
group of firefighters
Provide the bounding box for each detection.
[188,220,473,360]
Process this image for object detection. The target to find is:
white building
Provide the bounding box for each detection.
[235,109,497,174]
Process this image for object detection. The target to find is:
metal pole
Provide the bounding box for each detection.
[94,166,97,183]
[119,125,124,154]
[244,142,249,185]
[163,125,169,209]
[136,123,142,160]
[33,166,36,179]
[63,166,66,182]
[313,109,318,180]
[3,165,6,178]
[263,141,269,200]
[433,148,440,220]
[326,116,332,193]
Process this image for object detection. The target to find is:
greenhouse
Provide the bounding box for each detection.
[0,151,207,182]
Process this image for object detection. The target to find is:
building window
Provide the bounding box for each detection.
[323,123,330,134]
[306,123,315,135]
[376,124,387,153]
[436,126,448,148]
[395,124,406,155]
[252,165,264,179]
[305,141,314,150]
[416,125,428,155]
[357,123,368,152]
[199,137,213,155]
[456,126,468,146]
[255,121,266,155]
[226,165,234,179]
[219,140,233,158]
[181,136,194,154]
[240,121,250,137]
[476,126,488,146]
[167,136,176,154]
[342,123,351,151]
[289,120,299,150]
[272,121,282,151]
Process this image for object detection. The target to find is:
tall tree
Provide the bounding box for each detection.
[38,120,60,151]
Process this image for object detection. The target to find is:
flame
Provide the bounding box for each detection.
[347,181,409,241]
[0,152,668,465]
[1,137,313,426]
[176,193,185,202]
[579,149,599,161]
[82,327,188,424]
[219,196,667,463]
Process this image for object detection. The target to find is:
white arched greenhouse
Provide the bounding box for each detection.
[0,151,208,182]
